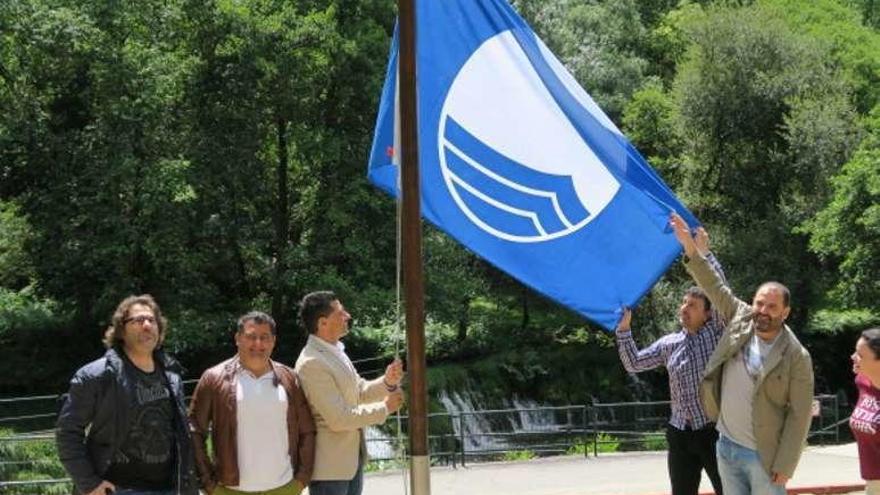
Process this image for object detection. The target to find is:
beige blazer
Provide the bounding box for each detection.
[295,335,390,480]
[686,254,814,478]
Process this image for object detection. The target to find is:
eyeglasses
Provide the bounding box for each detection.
[124,315,157,326]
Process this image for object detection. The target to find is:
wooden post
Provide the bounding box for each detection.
[398,0,430,494]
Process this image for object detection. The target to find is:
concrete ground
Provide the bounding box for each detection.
[360,443,864,495]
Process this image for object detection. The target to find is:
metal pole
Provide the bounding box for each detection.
[591,404,599,457]
[834,395,840,443]
[450,414,457,468]
[581,406,588,458]
[398,1,429,494]
[459,413,467,467]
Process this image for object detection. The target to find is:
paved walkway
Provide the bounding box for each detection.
[361,443,864,495]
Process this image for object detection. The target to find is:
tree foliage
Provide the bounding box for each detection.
[0,201,34,289]
[667,2,859,326]
[0,0,877,403]
[761,0,880,113]
[805,106,880,308]
[515,0,650,120]
[0,0,401,376]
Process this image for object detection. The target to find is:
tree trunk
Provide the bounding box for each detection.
[272,118,290,320]
[457,296,470,342]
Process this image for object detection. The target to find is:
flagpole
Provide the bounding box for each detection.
[397,0,430,494]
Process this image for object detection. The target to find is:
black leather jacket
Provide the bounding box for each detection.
[55,347,198,495]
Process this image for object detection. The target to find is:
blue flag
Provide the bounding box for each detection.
[368,0,698,331]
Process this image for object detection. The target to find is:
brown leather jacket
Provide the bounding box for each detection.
[188,357,316,492]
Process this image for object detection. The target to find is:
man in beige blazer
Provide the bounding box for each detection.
[294,291,404,495]
[671,213,814,495]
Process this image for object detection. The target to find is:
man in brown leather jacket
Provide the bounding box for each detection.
[188,311,316,495]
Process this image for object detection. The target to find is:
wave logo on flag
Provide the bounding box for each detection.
[439,31,619,242]
[367,0,698,330]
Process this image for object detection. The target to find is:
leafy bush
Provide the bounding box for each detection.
[0,287,78,394]
[567,432,620,455]
[0,429,70,495]
[596,432,621,453]
[642,431,668,451]
[502,449,537,461]
[0,201,35,288]
[566,442,590,456]
[0,287,65,338]
[806,309,880,336]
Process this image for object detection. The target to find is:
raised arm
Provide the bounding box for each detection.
[695,226,729,287]
[693,225,729,332]
[671,212,746,323]
[615,308,670,373]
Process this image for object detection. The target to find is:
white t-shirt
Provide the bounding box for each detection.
[232,368,293,491]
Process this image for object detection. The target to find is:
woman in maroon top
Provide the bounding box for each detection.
[851,327,880,495]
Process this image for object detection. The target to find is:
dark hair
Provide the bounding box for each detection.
[103,294,167,349]
[757,281,791,307]
[684,286,711,312]
[861,328,880,360]
[237,311,276,335]
[299,291,338,334]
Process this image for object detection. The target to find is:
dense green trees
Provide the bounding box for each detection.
[0,0,878,403]
[0,0,400,387]
[671,2,858,327]
[514,0,650,120]
[806,106,880,307]
[620,0,877,332]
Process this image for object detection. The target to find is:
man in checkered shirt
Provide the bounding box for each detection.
[615,227,727,495]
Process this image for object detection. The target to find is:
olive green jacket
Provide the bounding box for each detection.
[686,255,814,478]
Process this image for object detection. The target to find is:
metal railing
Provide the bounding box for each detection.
[0,394,846,493]
[363,394,843,466]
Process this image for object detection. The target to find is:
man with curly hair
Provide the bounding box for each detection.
[56,294,198,495]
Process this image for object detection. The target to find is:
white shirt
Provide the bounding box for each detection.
[232,367,292,491]
[308,334,358,377]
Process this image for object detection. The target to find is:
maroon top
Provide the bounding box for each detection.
[851,373,880,480]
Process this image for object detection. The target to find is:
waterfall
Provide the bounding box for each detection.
[365,425,397,459]
[438,389,505,449]
[438,389,569,453]
[510,396,557,432]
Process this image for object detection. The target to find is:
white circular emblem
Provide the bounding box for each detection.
[438,30,620,243]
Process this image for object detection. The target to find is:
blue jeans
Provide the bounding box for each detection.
[716,435,786,495]
[308,463,364,495]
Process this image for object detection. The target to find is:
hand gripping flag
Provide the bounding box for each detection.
[368,0,699,331]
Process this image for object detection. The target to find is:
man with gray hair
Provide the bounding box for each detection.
[189,311,316,495]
